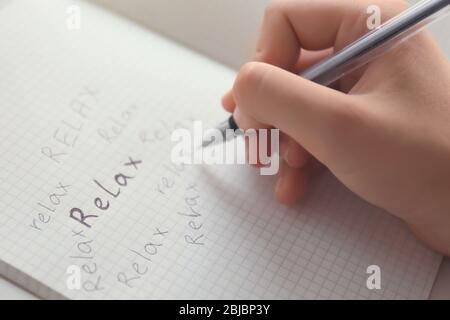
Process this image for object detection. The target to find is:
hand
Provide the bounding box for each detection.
[223,0,450,255]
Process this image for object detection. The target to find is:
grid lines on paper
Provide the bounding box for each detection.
[0,0,442,300]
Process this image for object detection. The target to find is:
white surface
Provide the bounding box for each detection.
[1,0,450,299]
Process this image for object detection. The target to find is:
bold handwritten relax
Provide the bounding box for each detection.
[69,156,142,228]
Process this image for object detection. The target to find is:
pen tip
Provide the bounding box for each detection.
[199,139,213,149]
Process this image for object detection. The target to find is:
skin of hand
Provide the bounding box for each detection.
[222,0,450,255]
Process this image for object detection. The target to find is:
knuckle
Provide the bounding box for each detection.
[263,0,292,22]
[233,62,267,104]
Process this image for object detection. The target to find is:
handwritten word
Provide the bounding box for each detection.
[41,86,97,165]
[69,228,104,293]
[178,183,205,246]
[117,227,168,288]
[97,104,139,143]
[155,162,185,196]
[29,182,71,232]
[69,156,142,228]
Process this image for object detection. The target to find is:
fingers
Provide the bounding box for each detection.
[222,90,236,112]
[255,0,371,64]
[221,0,410,206]
[244,129,272,168]
[233,106,267,131]
[240,114,309,169]
[275,161,308,204]
[233,61,364,166]
[254,0,363,70]
[224,0,406,110]
[294,49,334,74]
[235,107,273,166]
[224,50,333,173]
[244,129,310,170]
[275,157,325,205]
[222,49,333,113]
[280,132,309,168]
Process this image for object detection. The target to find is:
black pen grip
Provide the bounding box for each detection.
[228,115,239,131]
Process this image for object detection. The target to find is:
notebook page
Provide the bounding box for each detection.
[0,0,442,299]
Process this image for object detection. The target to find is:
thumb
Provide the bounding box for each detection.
[232,61,367,167]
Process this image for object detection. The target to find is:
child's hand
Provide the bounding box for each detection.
[223,0,450,255]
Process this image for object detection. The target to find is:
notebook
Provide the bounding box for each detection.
[0,0,442,299]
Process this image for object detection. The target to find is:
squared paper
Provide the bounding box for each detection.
[0,0,442,299]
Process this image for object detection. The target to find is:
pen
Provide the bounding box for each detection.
[201,0,450,148]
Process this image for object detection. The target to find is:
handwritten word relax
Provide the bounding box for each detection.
[41,86,97,165]
[117,227,168,288]
[30,182,71,232]
[69,156,142,228]
[178,183,205,246]
[97,104,139,143]
[69,228,104,293]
